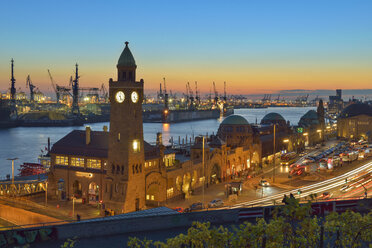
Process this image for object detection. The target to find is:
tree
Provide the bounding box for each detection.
[127,198,371,248]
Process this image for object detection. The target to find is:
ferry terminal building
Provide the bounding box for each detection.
[48,43,308,214]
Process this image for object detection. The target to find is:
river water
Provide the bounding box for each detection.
[0,107,315,176]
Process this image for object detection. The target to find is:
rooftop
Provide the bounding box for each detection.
[340,103,372,118]
[220,115,249,125]
[117,41,136,67]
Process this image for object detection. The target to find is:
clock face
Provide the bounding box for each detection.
[131,91,139,103]
[115,91,125,103]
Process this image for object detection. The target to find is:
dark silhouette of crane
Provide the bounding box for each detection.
[47,69,71,104]
[195,81,200,104]
[163,77,169,109]
[10,59,16,102]
[26,75,35,102]
[223,81,227,102]
[71,64,80,115]
[187,82,194,109]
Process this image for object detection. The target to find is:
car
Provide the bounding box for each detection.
[208,199,224,208]
[259,179,270,187]
[172,207,184,213]
[190,202,204,211]
[319,192,333,199]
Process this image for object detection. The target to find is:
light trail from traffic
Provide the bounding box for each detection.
[229,161,372,209]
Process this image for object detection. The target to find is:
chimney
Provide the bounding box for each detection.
[103,125,108,132]
[86,126,91,145]
[156,132,163,146]
[47,137,50,152]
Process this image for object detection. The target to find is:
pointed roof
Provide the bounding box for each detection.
[117,41,136,67]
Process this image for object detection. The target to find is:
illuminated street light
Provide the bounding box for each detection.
[283,139,289,143]
[303,132,308,136]
[316,129,322,133]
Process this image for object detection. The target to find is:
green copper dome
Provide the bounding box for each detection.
[261,112,285,125]
[221,115,249,125]
[117,41,136,67]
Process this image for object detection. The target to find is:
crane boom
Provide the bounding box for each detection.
[26,75,35,102]
[213,82,218,104]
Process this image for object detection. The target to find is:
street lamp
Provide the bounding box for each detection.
[6,158,18,184]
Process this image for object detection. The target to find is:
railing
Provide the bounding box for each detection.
[0,220,72,231]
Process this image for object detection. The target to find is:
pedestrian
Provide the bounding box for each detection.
[76,214,81,221]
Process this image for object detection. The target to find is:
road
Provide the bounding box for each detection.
[230,160,372,209]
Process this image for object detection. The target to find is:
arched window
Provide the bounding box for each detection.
[111,164,115,174]
[116,165,120,174]
[121,166,124,175]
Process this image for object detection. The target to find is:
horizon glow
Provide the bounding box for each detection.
[1,0,371,95]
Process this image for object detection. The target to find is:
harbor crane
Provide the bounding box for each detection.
[47,69,71,104]
[163,77,169,109]
[71,64,80,115]
[213,82,218,105]
[223,81,227,102]
[195,81,200,104]
[99,84,108,102]
[187,82,194,108]
[10,59,16,102]
[184,83,189,106]
[26,75,35,102]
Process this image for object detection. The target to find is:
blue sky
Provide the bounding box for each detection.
[1,0,371,95]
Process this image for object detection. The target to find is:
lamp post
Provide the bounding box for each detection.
[45,182,48,206]
[7,158,18,185]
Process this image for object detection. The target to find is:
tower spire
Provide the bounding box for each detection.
[10,59,16,102]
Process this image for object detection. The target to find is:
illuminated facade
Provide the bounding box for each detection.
[337,103,372,141]
[48,43,300,214]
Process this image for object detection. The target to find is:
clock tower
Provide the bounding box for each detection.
[104,42,146,213]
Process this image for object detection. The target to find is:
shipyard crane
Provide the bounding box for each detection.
[48,69,71,104]
[71,64,80,115]
[195,81,200,104]
[26,75,35,102]
[163,77,169,109]
[10,59,16,102]
[213,82,218,105]
[223,81,227,102]
[47,69,60,103]
[184,83,190,106]
[187,82,194,108]
[157,83,163,101]
[99,83,108,102]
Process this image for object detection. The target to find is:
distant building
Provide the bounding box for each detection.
[328,89,343,115]
[337,103,372,141]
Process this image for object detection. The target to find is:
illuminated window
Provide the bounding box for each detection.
[55,156,68,166]
[146,194,150,200]
[87,159,101,169]
[151,195,154,200]
[71,157,85,167]
[145,162,148,168]
[149,161,152,167]
[132,140,140,152]
[167,188,174,198]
